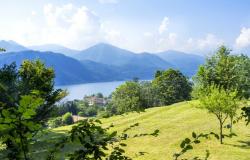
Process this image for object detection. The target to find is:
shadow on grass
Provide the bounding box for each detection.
[225,140,250,149]
[0,129,75,160]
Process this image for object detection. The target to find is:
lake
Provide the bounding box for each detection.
[56,81,126,101]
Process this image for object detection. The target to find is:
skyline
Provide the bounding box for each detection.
[0,0,250,54]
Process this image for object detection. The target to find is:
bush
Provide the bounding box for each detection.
[97,111,112,118]
[48,117,63,128]
[78,111,85,117]
[62,112,74,125]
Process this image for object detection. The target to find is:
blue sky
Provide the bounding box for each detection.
[1,0,250,54]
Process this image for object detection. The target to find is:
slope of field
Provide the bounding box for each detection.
[53,101,250,160]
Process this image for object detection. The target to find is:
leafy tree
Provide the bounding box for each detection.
[0,48,6,52]
[96,92,104,98]
[140,81,156,108]
[0,93,44,159]
[112,81,144,114]
[199,86,238,144]
[48,117,63,128]
[0,60,65,158]
[55,101,79,116]
[194,45,250,99]
[18,60,66,122]
[152,69,192,106]
[62,112,74,125]
[241,106,250,125]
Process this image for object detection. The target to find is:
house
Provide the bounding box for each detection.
[84,96,108,106]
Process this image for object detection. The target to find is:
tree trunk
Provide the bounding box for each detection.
[230,117,233,133]
[220,121,223,144]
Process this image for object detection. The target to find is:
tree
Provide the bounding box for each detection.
[0,60,66,159]
[96,92,104,98]
[0,48,6,52]
[194,45,250,99]
[112,81,144,114]
[152,69,192,106]
[18,60,66,123]
[0,93,44,159]
[62,112,74,125]
[199,86,238,144]
[140,81,156,108]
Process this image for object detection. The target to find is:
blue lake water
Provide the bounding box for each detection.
[56,81,126,101]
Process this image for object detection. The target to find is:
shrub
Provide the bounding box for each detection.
[78,111,85,117]
[62,112,74,125]
[48,117,63,128]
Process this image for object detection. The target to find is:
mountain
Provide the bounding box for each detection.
[156,50,205,76]
[0,42,205,85]
[29,44,80,56]
[117,52,173,79]
[0,50,113,85]
[80,60,124,81]
[0,40,27,52]
[75,43,135,66]
[75,43,173,79]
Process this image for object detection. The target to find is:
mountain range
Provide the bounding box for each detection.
[0,40,205,85]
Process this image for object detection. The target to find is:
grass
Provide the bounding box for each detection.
[53,101,250,160]
[1,100,249,159]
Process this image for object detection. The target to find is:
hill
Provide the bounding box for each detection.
[74,43,136,66]
[32,101,250,160]
[75,43,203,77]
[0,51,111,85]
[156,50,205,76]
[29,44,80,57]
[0,40,27,52]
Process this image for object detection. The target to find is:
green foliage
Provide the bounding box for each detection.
[199,86,239,144]
[0,94,44,159]
[112,81,144,114]
[55,101,79,116]
[139,81,156,108]
[194,45,250,99]
[77,111,85,117]
[0,48,6,52]
[48,117,63,128]
[0,60,65,159]
[241,106,250,125]
[173,131,221,160]
[152,69,192,106]
[62,112,74,125]
[47,119,159,160]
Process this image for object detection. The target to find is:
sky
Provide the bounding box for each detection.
[0,0,250,54]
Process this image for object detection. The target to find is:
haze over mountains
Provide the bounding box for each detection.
[0,40,205,85]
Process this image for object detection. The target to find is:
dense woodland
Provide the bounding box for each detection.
[0,46,249,159]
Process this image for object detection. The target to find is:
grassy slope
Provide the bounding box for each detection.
[54,101,250,160]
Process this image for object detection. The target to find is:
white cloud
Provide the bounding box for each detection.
[157,33,178,51]
[235,27,250,48]
[158,17,170,34]
[31,11,37,16]
[98,0,118,4]
[10,3,102,49]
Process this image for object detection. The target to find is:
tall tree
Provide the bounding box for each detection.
[194,45,250,99]
[152,69,192,106]
[199,86,238,144]
[0,60,66,159]
[112,81,144,114]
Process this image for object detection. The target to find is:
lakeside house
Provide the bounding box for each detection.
[84,96,108,106]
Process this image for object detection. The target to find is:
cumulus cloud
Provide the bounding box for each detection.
[185,34,224,52]
[9,3,102,49]
[235,27,250,48]
[158,17,170,34]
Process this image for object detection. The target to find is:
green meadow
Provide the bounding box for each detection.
[47,101,250,160]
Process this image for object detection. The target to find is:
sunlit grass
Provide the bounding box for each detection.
[52,101,250,160]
